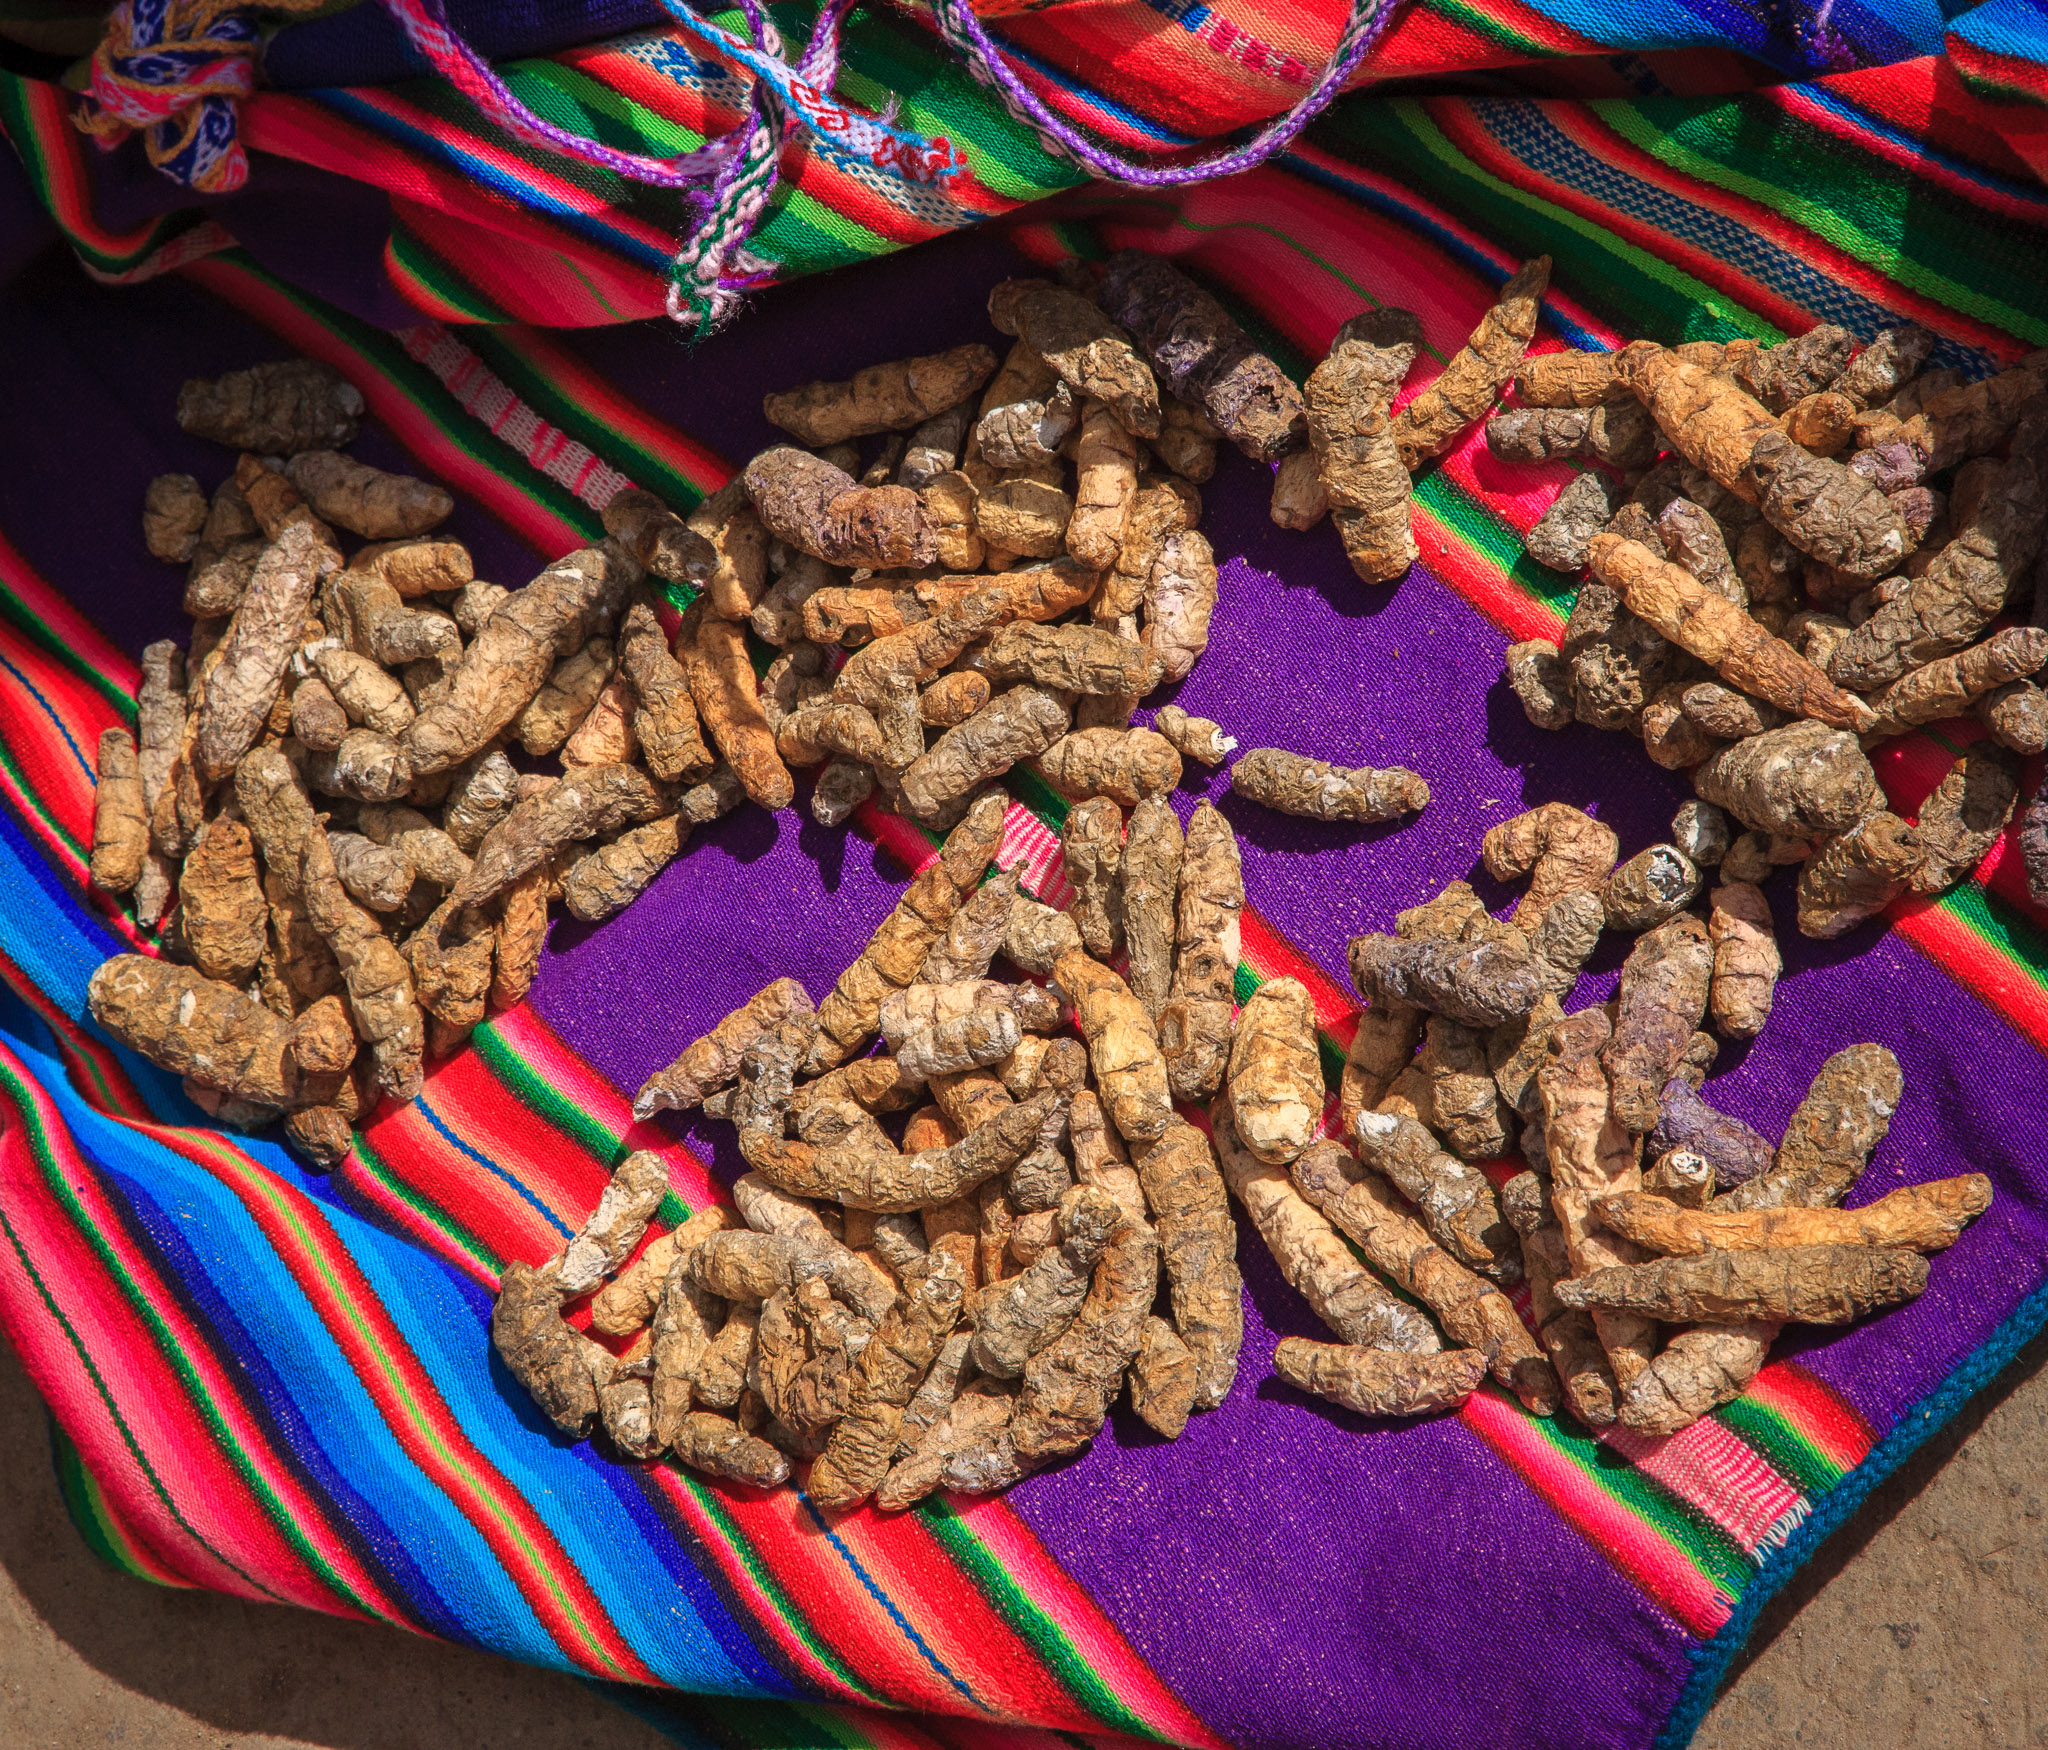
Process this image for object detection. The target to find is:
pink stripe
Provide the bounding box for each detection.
[1000,805,1072,908]
[1602,1419,1807,1559]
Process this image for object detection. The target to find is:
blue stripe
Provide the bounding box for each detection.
[800,1490,989,1713]
[0,643,96,784]
[356,1212,788,1694]
[13,1026,571,1659]
[80,1129,449,1636]
[0,819,782,1690]
[414,1092,575,1239]
[315,89,674,274]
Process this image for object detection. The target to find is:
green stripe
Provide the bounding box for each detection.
[1046,220,1108,265]
[469,1022,626,1165]
[1412,467,1578,617]
[1713,1395,1847,1498]
[1524,1392,1754,1601]
[917,1495,1170,1741]
[0,573,139,722]
[465,1024,691,1230]
[1931,878,2048,996]
[1430,0,1569,56]
[353,1130,504,1280]
[385,220,514,325]
[459,329,715,514]
[0,723,87,865]
[1320,101,1780,346]
[1004,761,1073,829]
[492,58,898,280]
[700,1696,873,1749]
[384,45,902,287]
[49,1417,166,1583]
[0,1061,291,1602]
[1595,97,2048,344]
[1225,960,1349,1089]
[39,1101,387,1614]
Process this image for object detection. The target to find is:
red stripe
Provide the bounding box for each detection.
[1888,896,2048,1058]
[391,200,638,327]
[1461,1388,1730,1636]
[1874,732,2048,928]
[0,525,143,698]
[693,1480,1012,1715]
[942,1499,1229,1749]
[0,979,660,1677]
[640,1469,880,1701]
[3,80,174,261]
[0,1051,369,1611]
[0,986,655,1660]
[329,1130,498,1285]
[1744,1361,1875,1474]
[1270,138,1628,349]
[180,1136,663,1680]
[1819,55,2047,186]
[381,225,490,323]
[817,1506,1143,1733]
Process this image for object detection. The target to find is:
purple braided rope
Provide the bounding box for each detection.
[378,0,727,186]
[798,0,860,86]
[926,0,1409,185]
[666,0,791,328]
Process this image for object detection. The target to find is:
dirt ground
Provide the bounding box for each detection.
[0,1327,2041,1750]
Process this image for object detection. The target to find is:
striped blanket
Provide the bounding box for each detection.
[2,7,2047,1748]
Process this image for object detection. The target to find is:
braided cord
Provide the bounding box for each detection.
[924,0,1407,185]
[665,0,789,331]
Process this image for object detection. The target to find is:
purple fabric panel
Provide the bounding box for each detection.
[532,804,917,1188]
[1163,470,2048,1435]
[0,235,543,660]
[1012,1226,1693,1750]
[498,242,1703,1747]
[455,238,2048,1749]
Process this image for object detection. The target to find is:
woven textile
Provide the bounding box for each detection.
[2,8,2048,1748]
